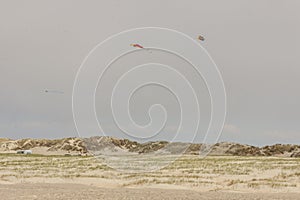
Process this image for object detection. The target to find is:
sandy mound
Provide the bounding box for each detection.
[1,136,300,157]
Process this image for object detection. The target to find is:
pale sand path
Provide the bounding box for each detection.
[0,183,299,200]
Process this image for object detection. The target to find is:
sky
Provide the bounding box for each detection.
[0,0,299,146]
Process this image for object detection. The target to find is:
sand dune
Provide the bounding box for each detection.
[1,136,300,157]
[1,137,300,199]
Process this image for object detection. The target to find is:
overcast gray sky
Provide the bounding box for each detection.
[0,0,299,146]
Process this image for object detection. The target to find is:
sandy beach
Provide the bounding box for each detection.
[0,153,299,199]
[2,0,300,199]
[1,183,299,200]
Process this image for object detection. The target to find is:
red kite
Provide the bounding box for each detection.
[130,43,144,49]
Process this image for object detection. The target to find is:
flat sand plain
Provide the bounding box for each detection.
[0,154,299,199]
[1,183,300,200]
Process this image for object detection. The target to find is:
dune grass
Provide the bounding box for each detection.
[0,153,299,191]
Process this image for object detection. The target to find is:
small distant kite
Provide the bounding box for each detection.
[45,90,64,94]
[130,43,153,53]
[130,43,144,49]
[198,35,205,41]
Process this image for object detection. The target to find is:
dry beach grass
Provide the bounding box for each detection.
[0,153,299,199]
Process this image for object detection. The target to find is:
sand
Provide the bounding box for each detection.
[1,154,299,199]
[0,183,299,200]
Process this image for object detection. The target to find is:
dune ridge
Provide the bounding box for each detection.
[1,136,300,157]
